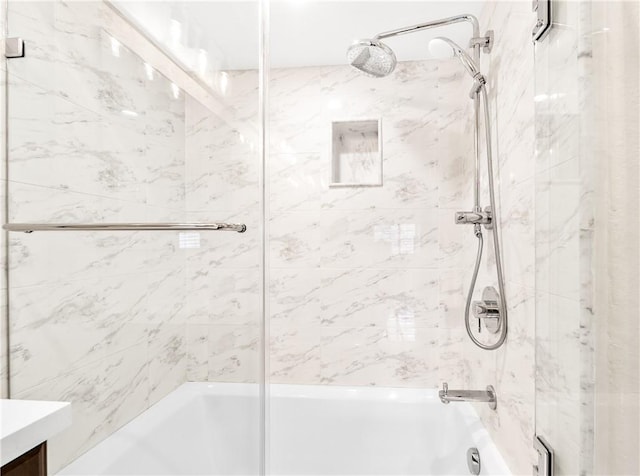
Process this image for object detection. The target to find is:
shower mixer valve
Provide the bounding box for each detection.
[471,286,502,334]
[454,207,492,227]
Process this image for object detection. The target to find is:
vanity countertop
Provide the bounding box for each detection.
[0,399,72,466]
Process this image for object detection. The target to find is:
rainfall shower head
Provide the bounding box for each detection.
[347,39,397,78]
[428,37,481,80]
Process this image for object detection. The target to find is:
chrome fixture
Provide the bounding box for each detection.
[428,37,486,98]
[533,435,554,476]
[347,39,397,78]
[438,382,497,410]
[469,30,494,53]
[5,38,25,58]
[472,286,501,334]
[3,222,247,233]
[532,0,553,42]
[455,208,492,227]
[347,14,508,350]
[347,14,493,78]
[467,448,481,475]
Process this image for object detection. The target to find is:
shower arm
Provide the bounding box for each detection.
[373,14,480,43]
[372,14,487,70]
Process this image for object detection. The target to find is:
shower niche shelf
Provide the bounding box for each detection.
[330,119,382,187]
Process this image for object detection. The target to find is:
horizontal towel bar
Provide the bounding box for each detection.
[3,223,247,233]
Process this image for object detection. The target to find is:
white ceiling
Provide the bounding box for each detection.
[112,1,485,74]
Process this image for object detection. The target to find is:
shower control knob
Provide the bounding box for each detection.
[455,210,492,226]
[471,286,502,334]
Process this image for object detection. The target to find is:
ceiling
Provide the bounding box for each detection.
[112,1,485,75]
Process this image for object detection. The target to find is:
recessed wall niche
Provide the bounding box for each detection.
[330,119,382,187]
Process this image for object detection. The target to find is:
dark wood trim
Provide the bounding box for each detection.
[1,442,47,476]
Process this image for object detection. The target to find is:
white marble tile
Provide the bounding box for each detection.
[269,61,465,157]
[8,182,149,223]
[185,151,259,213]
[436,327,470,388]
[471,3,538,475]
[270,268,439,330]
[186,324,209,382]
[535,161,581,301]
[269,153,325,212]
[8,2,185,121]
[185,268,260,326]
[438,269,467,330]
[184,210,261,270]
[8,74,185,210]
[268,268,323,328]
[268,210,321,268]
[8,78,141,203]
[9,266,186,394]
[498,176,535,287]
[185,85,258,160]
[9,312,110,394]
[14,345,150,474]
[207,325,260,383]
[8,227,186,288]
[320,268,439,329]
[270,326,322,385]
[271,209,439,269]
[437,208,479,270]
[319,326,438,388]
[147,323,187,405]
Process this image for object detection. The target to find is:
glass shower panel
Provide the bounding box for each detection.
[534,2,592,474]
[5,1,263,474]
[535,1,639,474]
[267,2,482,474]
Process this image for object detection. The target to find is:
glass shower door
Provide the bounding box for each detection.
[4,1,264,474]
[534,1,639,474]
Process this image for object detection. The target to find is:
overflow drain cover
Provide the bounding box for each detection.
[467,447,481,475]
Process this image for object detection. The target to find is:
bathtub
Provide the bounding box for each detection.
[58,383,510,475]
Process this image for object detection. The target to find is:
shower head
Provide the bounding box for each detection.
[429,37,481,80]
[347,39,397,78]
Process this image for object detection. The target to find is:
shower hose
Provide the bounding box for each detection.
[464,85,508,351]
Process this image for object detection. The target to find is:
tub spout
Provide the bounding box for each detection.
[438,382,497,410]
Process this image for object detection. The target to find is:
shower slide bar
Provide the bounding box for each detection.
[3,222,247,233]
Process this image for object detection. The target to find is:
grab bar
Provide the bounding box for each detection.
[3,222,247,233]
[438,382,497,410]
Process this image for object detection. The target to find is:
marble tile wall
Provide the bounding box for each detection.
[466,2,538,474]
[589,1,639,474]
[183,89,261,384]
[4,1,191,472]
[179,58,473,388]
[265,60,474,388]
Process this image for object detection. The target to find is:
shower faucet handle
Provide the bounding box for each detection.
[471,286,502,335]
[455,209,492,226]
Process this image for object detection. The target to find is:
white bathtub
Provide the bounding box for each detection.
[59,383,510,476]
